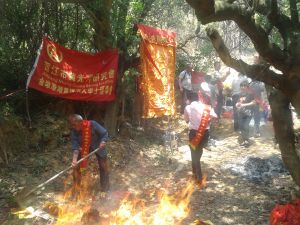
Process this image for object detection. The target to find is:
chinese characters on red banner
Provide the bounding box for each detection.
[27,37,119,102]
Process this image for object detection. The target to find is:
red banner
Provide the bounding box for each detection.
[189,104,211,150]
[80,120,91,171]
[27,37,119,102]
[138,24,176,47]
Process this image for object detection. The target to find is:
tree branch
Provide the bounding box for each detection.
[177,46,190,56]
[268,0,289,50]
[186,0,289,73]
[185,0,214,22]
[206,28,293,96]
[177,34,209,49]
[246,0,271,15]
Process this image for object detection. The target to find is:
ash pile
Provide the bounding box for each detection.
[223,155,289,184]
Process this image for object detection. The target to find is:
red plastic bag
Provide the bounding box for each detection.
[270,199,300,225]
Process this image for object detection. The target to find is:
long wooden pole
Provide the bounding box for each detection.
[21,148,100,199]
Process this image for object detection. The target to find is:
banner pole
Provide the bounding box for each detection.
[26,39,43,89]
[26,37,44,128]
[25,38,44,128]
[25,89,32,128]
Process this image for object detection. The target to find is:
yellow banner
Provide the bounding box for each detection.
[138,24,176,118]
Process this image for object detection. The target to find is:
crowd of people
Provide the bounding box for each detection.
[66,61,269,193]
[178,62,268,144]
[179,62,269,185]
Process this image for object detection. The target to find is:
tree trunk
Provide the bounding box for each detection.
[291,90,300,115]
[269,89,300,187]
[104,100,119,137]
[104,54,125,136]
[80,1,119,135]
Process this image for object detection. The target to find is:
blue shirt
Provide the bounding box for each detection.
[70,120,108,158]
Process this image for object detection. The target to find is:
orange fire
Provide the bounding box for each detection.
[14,171,206,224]
[46,172,199,225]
[109,181,194,225]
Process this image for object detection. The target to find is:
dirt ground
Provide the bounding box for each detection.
[108,118,300,225]
[1,116,300,225]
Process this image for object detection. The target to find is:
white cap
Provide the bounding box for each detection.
[200,82,211,97]
[200,82,210,92]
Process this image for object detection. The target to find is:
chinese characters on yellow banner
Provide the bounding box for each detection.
[138,24,176,118]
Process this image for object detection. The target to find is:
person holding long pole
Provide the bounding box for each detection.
[69,114,110,195]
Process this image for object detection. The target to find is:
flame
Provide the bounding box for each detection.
[110,181,194,225]
[15,171,204,224]
[52,172,96,225]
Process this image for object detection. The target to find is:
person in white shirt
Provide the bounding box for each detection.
[231,73,247,131]
[178,64,193,113]
[184,83,217,186]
